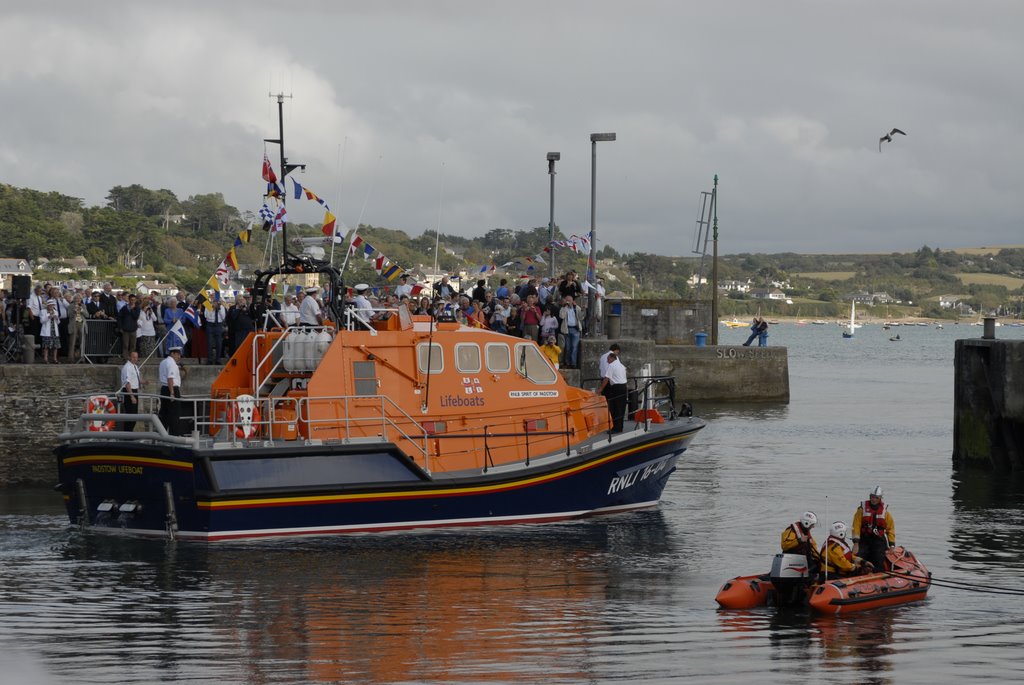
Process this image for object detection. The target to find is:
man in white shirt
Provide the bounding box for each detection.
[598,343,621,381]
[394,274,413,300]
[597,351,628,433]
[299,287,324,326]
[159,347,183,435]
[119,350,142,432]
[279,294,300,327]
[351,284,373,326]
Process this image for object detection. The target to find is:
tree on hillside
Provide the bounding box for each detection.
[82,207,159,268]
[180,193,242,239]
[107,184,181,218]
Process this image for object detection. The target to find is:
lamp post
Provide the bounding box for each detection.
[588,132,616,337]
[547,152,560,279]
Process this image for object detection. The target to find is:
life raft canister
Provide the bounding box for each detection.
[86,395,117,432]
[230,394,261,439]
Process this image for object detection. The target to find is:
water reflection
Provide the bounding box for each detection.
[44,514,681,684]
[950,468,1024,574]
[814,612,897,685]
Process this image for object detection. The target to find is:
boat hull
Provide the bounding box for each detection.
[715,574,776,609]
[57,418,705,540]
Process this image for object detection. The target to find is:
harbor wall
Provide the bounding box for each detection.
[576,338,790,404]
[0,363,221,487]
[953,338,1024,470]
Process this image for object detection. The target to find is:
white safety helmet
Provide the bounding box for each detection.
[830,521,847,538]
[800,511,817,529]
[870,485,884,500]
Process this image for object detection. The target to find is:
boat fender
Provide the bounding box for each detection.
[230,394,261,439]
[314,329,332,363]
[85,395,117,432]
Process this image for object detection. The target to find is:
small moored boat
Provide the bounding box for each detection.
[716,546,931,614]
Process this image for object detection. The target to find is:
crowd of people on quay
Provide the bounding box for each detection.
[0,269,608,371]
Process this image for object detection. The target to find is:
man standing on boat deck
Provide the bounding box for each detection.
[852,486,895,571]
[119,350,142,432]
[159,347,183,436]
[299,287,324,326]
[597,351,628,433]
[350,284,373,326]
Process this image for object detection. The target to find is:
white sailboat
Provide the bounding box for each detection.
[842,300,855,338]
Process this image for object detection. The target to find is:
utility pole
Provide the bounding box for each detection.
[710,175,720,345]
[547,152,559,279]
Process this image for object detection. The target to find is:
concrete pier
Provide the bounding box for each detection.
[953,336,1024,470]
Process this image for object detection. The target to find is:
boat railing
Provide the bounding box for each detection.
[58,391,429,465]
[581,374,681,429]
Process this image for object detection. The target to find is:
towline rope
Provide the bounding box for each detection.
[884,569,1024,596]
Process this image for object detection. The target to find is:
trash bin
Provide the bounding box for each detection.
[695,331,707,347]
[606,301,622,338]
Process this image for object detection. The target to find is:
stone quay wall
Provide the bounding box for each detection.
[953,338,1024,470]
[0,363,221,487]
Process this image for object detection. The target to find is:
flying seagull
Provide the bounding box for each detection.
[879,128,906,152]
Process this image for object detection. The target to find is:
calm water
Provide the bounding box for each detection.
[2,322,1024,684]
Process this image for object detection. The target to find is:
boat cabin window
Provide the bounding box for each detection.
[455,343,481,373]
[352,361,377,396]
[417,342,444,374]
[514,343,557,384]
[485,343,511,373]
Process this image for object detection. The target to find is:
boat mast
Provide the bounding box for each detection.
[264,92,305,265]
[710,175,719,345]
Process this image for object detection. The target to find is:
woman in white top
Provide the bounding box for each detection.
[39,299,62,363]
[136,302,159,359]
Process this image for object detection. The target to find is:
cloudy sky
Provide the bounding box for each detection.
[2,1,1022,256]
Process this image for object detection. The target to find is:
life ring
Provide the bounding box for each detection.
[229,394,261,439]
[86,395,117,432]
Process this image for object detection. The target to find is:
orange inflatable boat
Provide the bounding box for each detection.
[716,547,931,615]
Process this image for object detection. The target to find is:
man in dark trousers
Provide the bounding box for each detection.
[597,351,628,433]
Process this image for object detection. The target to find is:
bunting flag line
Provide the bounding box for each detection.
[383,264,401,281]
[321,210,337,238]
[225,248,239,271]
[349,234,364,254]
[184,303,203,328]
[272,206,287,234]
[374,255,387,275]
[258,203,274,231]
[262,153,278,183]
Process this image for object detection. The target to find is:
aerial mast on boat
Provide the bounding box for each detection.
[264,92,306,264]
[710,175,719,345]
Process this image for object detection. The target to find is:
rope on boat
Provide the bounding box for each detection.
[884,569,1024,596]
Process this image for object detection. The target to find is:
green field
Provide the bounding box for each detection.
[954,273,1024,289]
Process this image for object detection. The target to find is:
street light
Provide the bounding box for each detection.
[547,152,560,279]
[588,132,616,337]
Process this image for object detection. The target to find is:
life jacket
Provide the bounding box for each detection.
[787,522,814,557]
[860,500,888,538]
[822,536,854,574]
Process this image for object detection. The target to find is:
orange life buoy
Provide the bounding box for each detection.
[86,395,117,432]
[229,394,261,439]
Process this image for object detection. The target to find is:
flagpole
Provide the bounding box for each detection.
[337,228,356,277]
[329,137,349,267]
[433,161,445,276]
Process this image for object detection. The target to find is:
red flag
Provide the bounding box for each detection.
[262,153,278,183]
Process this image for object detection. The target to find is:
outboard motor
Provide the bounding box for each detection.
[770,553,812,607]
